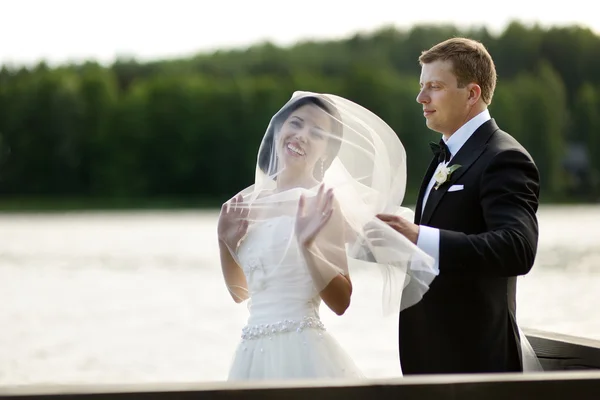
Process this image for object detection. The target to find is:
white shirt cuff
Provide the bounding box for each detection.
[417,225,440,267]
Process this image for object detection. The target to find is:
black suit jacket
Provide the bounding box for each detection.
[399,119,540,375]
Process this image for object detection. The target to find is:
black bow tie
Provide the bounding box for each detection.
[429,140,451,164]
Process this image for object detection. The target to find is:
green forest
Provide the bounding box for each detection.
[1,21,599,210]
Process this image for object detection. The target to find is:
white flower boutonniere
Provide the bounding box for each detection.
[433,164,462,190]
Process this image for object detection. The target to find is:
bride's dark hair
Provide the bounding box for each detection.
[257,95,343,176]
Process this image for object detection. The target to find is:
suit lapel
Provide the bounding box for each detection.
[414,156,439,224]
[420,119,499,225]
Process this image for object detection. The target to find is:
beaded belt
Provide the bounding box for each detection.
[241,316,325,341]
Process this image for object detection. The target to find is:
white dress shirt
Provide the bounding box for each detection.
[416,109,491,269]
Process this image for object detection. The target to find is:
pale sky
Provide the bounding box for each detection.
[1,0,597,67]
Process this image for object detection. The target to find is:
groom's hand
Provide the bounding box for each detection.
[375,214,420,245]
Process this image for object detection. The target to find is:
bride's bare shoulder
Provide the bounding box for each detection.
[254,189,276,199]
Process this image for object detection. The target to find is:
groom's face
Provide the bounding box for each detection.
[417,60,471,137]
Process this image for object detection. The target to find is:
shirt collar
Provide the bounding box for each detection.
[444,109,491,160]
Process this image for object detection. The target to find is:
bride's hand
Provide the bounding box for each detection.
[217,194,249,250]
[295,184,334,248]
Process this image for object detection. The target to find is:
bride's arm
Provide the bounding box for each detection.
[300,200,352,316]
[217,195,250,303]
[219,239,249,303]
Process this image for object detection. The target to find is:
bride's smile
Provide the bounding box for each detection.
[284,140,306,157]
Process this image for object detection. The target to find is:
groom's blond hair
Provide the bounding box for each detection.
[419,37,497,105]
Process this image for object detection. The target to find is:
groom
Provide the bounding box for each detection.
[376,37,540,374]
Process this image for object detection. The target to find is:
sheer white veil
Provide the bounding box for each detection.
[520,326,544,372]
[218,90,439,316]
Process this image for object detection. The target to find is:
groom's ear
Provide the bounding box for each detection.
[466,83,482,105]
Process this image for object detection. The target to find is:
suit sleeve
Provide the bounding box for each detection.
[439,149,540,276]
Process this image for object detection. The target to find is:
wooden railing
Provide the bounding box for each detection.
[1,329,599,400]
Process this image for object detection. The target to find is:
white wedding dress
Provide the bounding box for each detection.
[227,215,364,381]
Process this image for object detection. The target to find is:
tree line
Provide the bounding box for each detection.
[0,21,598,209]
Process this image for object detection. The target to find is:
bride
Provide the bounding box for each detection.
[217,92,439,380]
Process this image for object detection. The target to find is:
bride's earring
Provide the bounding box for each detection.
[320,159,325,179]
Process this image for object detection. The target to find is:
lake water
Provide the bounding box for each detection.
[0,205,598,386]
